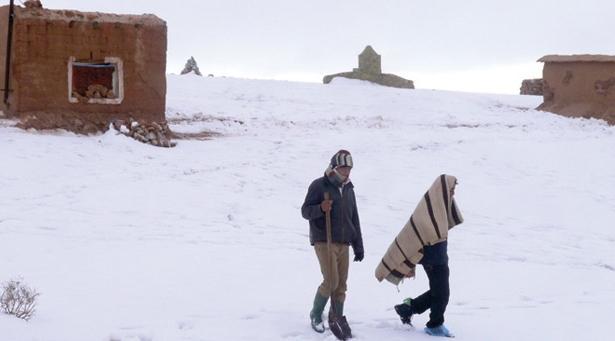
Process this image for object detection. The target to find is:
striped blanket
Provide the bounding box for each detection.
[375,174,463,285]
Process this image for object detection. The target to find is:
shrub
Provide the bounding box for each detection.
[0,279,40,321]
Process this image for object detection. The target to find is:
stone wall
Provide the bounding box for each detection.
[324,72,414,89]
[357,46,381,75]
[520,78,543,95]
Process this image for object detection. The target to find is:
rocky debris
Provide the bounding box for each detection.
[181,56,202,76]
[16,114,178,145]
[324,71,414,89]
[520,78,544,96]
[170,130,219,141]
[17,113,107,135]
[323,45,414,89]
[111,119,176,147]
[24,0,43,9]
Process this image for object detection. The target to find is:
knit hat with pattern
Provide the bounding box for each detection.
[330,150,353,168]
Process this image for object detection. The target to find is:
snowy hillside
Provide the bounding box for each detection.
[1,75,614,341]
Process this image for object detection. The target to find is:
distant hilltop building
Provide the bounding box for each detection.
[537,55,615,124]
[323,46,414,89]
[0,2,167,133]
[520,78,543,96]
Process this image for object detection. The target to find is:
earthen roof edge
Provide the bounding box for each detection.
[11,6,166,26]
[538,54,615,63]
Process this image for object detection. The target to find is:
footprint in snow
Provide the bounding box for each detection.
[597,263,615,272]
[177,320,195,330]
[280,331,303,338]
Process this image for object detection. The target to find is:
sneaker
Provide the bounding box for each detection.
[394,302,413,326]
[424,325,454,338]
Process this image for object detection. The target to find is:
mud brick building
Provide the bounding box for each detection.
[538,55,615,124]
[0,3,167,125]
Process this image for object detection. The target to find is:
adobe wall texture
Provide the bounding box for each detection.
[0,6,167,123]
[538,62,615,124]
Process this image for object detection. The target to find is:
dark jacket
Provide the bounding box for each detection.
[301,175,364,255]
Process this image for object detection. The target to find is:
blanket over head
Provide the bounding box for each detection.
[375,174,463,285]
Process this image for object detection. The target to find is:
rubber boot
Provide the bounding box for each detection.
[331,301,352,339]
[310,292,328,333]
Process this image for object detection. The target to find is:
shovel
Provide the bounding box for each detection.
[324,192,347,340]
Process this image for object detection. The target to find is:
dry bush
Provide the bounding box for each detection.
[0,279,40,321]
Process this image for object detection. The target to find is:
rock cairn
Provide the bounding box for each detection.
[181,56,202,76]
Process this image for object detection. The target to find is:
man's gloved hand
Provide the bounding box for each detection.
[353,251,364,262]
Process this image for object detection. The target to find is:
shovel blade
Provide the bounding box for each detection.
[329,314,347,340]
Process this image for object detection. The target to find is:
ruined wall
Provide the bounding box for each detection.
[1,6,167,123]
[323,71,414,89]
[520,78,543,96]
[538,62,615,124]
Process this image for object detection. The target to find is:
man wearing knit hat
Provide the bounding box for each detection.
[301,150,364,338]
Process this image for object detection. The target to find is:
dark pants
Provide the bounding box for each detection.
[411,264,450,328]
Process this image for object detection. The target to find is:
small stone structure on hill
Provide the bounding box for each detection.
[181,56,202,76]
[520,78,543,95]
[323,46,414,89]
[537,55,615,124]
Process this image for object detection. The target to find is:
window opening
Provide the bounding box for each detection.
[68,57,123,104]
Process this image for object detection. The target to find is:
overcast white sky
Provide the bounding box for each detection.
[29,0,615,94]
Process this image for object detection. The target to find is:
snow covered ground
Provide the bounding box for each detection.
[1,75,614,341]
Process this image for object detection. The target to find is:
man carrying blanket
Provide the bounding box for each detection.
[375,174,463,338]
